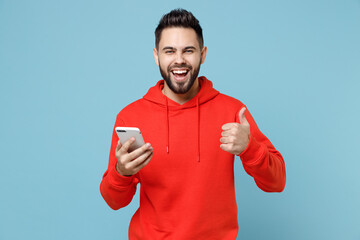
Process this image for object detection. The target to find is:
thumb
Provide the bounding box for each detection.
[239,107,249,125]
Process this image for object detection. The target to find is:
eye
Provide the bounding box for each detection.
[165,50,174,54]
[184,49,194,53]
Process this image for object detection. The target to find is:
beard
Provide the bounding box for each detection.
[159,60,201,94]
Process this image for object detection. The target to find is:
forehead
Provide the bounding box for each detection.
[159,27,200,49]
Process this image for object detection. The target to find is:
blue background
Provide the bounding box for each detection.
[1,0,359,239]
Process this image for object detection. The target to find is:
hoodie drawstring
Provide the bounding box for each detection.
[196,97,200,162]
[164,97,201,162]
[165,98,169,154]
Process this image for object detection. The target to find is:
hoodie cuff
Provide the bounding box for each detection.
[239,135,266,165]
[109,166,138,187]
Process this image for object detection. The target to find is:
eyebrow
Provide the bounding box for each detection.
[162,46,175,51]
[162,46,197,51]
[184,46,197,51]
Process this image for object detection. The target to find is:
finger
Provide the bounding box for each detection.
[220,136,236,144]
[220,143,231,153]
[120,137,135,153]
[129,150,153,170]
[128,142,153,160]
[126,151,153,175]
[239,107,249,125]
[221,122,238,131]
[220,137,228,144]
[132,152,153,174]
[137,151,153,169]
[221,127,239,136]
[221,130,232,137]
[115,140,122,152]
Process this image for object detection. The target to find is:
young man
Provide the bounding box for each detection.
[100,9,286,240]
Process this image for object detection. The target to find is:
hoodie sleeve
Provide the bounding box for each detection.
[100,117,139,210]
[237,107,286,192]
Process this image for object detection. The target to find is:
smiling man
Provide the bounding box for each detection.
[154,27,206,104]
[100,9,286,240]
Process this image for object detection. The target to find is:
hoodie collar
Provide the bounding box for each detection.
[143,76,219,108]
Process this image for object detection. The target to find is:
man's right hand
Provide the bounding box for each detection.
[115,137,153,176]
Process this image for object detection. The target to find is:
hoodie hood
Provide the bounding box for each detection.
[143,76,219,162]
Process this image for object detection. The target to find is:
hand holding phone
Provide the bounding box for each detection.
[115,127,145,152]
[114,127,153,176]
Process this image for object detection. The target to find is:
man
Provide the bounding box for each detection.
[100,9,286,240]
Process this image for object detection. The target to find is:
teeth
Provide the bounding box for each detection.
[172,70,188,74]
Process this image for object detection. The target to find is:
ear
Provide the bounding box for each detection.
[200,46,207,64]
[153,48,159,66]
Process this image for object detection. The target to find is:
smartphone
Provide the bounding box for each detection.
[115,127,145,152]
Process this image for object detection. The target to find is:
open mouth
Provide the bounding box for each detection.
[171,69,189,82]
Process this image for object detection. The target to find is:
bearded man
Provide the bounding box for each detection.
[100,8,286,240]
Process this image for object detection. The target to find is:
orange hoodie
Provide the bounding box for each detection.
[100,76,286,240]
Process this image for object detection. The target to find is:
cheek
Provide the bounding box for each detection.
[187,55,202,66]
[159,62,169,72]
[159,57,172,69]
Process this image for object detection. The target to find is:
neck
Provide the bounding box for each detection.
[162,78,200,105]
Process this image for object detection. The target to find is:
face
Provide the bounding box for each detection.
[153,27,207,94]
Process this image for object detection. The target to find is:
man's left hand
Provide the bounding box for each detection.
[220,107,250,155]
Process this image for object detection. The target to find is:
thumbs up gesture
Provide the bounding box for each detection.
[220,107,250,155]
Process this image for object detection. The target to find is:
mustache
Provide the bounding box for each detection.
[168,64,193,71]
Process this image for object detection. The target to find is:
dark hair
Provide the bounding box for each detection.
[155,9,203,50]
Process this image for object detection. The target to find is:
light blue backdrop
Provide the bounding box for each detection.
[1,0,359,239]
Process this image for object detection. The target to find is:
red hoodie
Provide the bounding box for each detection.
[100,76,286,240]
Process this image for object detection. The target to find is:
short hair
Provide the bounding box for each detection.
[155,9,204,50]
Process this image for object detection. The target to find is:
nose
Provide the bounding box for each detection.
[174,52,185,64]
